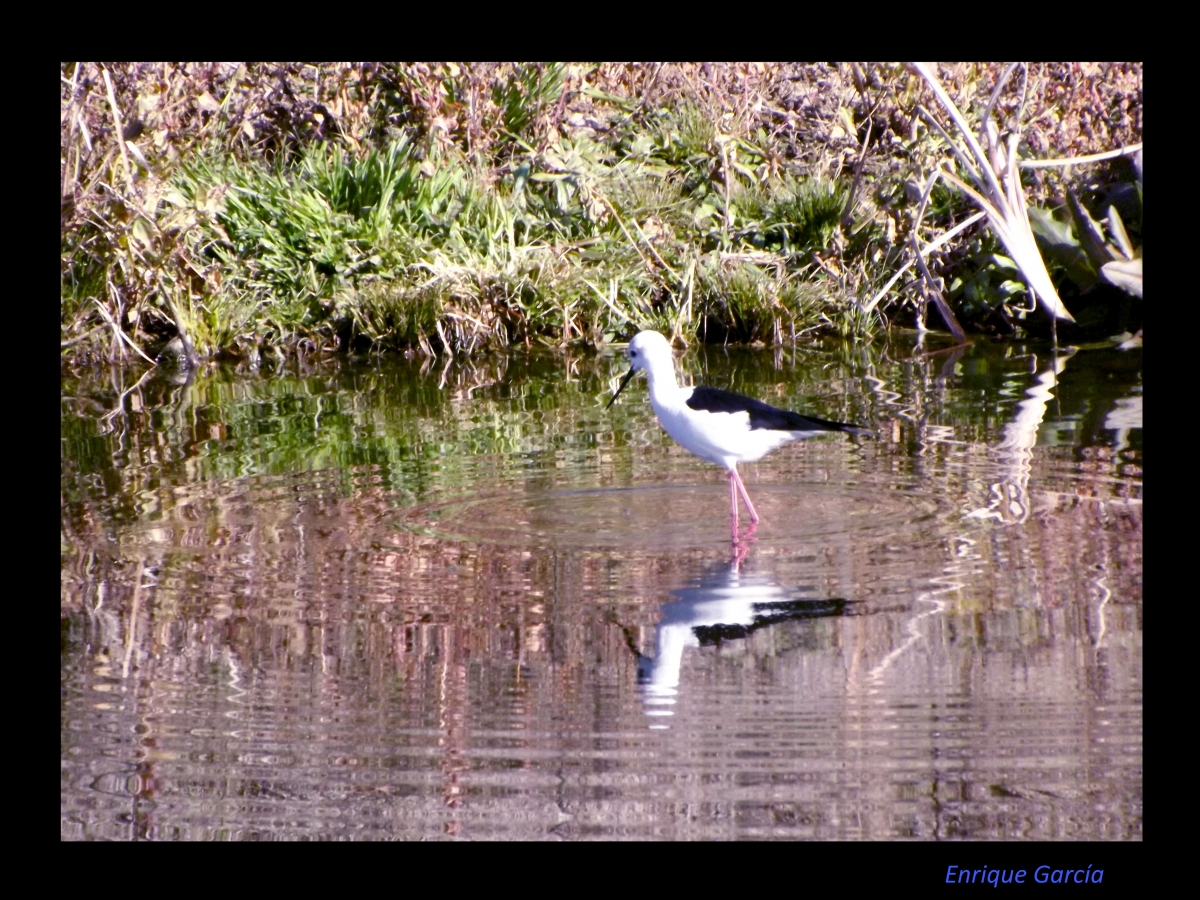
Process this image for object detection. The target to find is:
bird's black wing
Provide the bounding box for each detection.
[686,386,867,435]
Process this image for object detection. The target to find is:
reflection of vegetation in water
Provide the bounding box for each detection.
[61,336,1141,558]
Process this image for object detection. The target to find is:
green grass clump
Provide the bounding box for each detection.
[150,128,876,357]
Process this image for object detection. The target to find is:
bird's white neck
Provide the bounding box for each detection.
[642,354,687,409]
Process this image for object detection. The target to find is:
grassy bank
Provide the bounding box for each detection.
[60,63,1142,366]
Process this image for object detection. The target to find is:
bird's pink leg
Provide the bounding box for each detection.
[731,535,751,568]
[729,471,740,540]
[730,467,760,523]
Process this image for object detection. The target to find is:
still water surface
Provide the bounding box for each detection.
[61,334,1141,840]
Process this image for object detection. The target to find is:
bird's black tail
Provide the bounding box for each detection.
[781,411,872,437]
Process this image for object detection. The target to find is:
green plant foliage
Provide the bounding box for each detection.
[947,248,1026,322]
[494,63,568,139]
[159,128,874,355]
[746,176,849,256]
[1029,175,1143,301]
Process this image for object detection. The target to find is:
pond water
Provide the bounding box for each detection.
[61,333,1142,840]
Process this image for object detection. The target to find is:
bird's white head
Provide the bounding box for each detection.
[626,330,675,373]
[607,331,677,407]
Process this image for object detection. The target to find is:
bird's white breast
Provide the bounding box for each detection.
[651,389,799,468]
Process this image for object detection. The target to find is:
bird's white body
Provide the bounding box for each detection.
[609,330,865,539]
[645,376,801,471]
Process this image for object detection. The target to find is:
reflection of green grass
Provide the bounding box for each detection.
[61,343,878,542]
[61,333,1141,564]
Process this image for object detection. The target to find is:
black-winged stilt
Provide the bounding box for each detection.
[607,330,868,540]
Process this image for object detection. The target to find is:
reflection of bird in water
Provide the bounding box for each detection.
[618,550,856,722]
[607,330,869,541]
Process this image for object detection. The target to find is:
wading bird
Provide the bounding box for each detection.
[607,330,868,540]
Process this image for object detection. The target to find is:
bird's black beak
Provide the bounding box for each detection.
[607,367,636,408]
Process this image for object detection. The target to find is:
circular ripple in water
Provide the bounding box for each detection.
[396,479,944,551]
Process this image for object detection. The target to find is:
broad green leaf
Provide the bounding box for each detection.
[1106,205,1136,260]
[983,253,1017,272]
[1101,258,1143,298]
[1028,207,1097,290]
[1067,191,1117,269]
